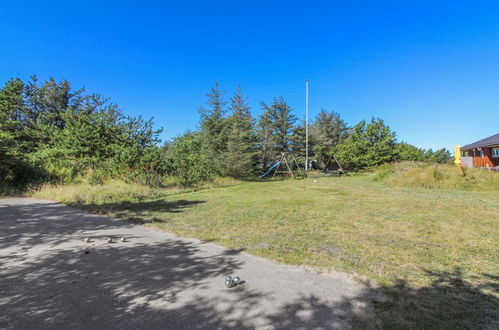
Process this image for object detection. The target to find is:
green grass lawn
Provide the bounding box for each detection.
[33,173,499,328]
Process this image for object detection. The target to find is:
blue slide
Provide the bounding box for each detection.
[259,161,280,178]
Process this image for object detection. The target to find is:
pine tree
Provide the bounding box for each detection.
[257,97,297,168]
[311,109,348,165]
[333,118,396,170]
[0,78,27,183]
[224,86,257,178]
[0,78,25,148]
[198,83,228,173]
[256,110,274,170]
[290,121,306,160]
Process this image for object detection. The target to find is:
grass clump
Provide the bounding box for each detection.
[373,162,499,191]
[31,176,242,206]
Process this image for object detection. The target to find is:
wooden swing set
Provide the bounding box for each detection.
[322,154,347,176]
[261,152,346,178]
[271,152,304,178]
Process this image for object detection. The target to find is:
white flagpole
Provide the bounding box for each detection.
[305,80,309,173]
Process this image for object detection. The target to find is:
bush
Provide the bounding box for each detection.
[333,118,397,171]
[87,170,105,186]
[372,163,396,181]
[163,132,214,186]
[122,170,169,188]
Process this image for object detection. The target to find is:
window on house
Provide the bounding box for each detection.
[492,148,499,158]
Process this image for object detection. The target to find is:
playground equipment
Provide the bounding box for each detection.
[322,154,346,176]
[259,161,281,178]
[260,153,304,178]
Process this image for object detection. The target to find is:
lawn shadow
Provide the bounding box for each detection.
[68,199,206,225]
[348,267,499,329]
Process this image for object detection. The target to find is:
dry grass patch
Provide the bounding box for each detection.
[374,162,499,191]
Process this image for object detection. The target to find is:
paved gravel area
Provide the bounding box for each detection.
[0,198,373,329]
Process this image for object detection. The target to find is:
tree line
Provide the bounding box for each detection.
[0,77,451,188]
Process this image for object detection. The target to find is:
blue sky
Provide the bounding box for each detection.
[1,1,498,151]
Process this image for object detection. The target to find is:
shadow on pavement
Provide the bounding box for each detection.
[0,198,205,250]
[0,200,127,250]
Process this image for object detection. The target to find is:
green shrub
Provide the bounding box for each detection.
[87,170,105,186]
[372,163,396,181]
[122,170,168,188]
[163,132,214,186]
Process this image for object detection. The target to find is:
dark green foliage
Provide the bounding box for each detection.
[198,83,229,174]
[333,118,397,171]
[0,76,162,187]
[224,87,258,178]
[1,76,454,190]
[27,82,161,182]
[256,108,274,170]
[290,122,306,161]
[163,132,213,186]
[424,148,452,163]
[311,109,348,167]
[0,78,46,187]
[257,97,297,167]
[396,142,451,164]
[395,142,425,162]
[0,78,26,181]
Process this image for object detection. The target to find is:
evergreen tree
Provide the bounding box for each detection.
[290,121,306,160]
[395,142,426,162]
[311,109,348,166]
[1,76,162,185]
[0,78,25,151]
[333,118,396,171]
[257,97,297,168]
[164,132,213,186]
[256,110,274,169]
[0,78,29,183]
[395,142,451,164]
[424,148,452,163]
[198,83,228,173]
[224,86,257,178]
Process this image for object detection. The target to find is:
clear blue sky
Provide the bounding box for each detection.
[2,1,498,151]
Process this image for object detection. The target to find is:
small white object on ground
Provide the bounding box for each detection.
[84,237,91,243]
[121,237,126,242]
[233,276,241,284]
[107,237,113,243]
[313,179,318,183]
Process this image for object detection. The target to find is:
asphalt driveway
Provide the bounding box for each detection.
[0,198,373,329]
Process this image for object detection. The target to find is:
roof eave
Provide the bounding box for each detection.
[461,143,499,150]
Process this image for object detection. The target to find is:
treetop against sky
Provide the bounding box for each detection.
[1,1,498,151]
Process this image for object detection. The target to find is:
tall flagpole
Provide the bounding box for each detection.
[305,80,309,173]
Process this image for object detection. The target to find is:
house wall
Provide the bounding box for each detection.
[490,146,499,166]
[461,156,473,167]
[462,145,499,167]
